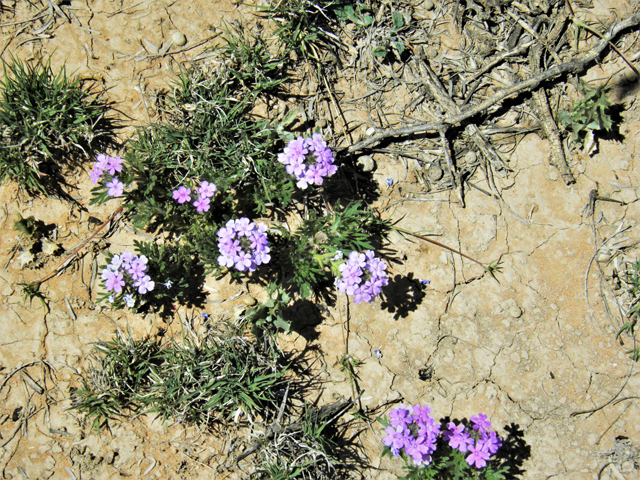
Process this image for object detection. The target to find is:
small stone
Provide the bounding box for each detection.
[242,295,257,306]
[576,163,586,174]
[463,150,477,164]
[422,0,435,10]
[509,305,523,318]
[357,156,375,172]
[365,127,376,136]
[316,118,327,128]
[548,170,559,181]
[171,31,187,47]
[427,164,444,182]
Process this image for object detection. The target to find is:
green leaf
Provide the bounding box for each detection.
[273,317,291,332]
[393,41,405,55]
[392,11,404,30]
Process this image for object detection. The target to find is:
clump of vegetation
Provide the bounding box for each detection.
[70,322,289,429]
[558,82,613,153]
[250,403,351,480]
[616,257,640,361]
[258,0,343,63]
[0,55,114,195]
[70,329,162,431]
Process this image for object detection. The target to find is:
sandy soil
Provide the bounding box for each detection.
[0,0,639,479]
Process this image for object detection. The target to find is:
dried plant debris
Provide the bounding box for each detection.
[334,0,640,200]
[13,214,62,269]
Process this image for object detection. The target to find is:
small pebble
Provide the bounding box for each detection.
[427,164,444,182]
[357,155,375,172]
[509,305,523,318]
[463,150,477,164]
[172,31,187,47]
[423,0,435,10]
[243,295,258,306]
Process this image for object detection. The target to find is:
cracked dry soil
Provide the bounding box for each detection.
[0,0,640,479]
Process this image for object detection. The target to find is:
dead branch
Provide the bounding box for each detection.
[347,13,640,153]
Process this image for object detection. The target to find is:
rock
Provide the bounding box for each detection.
[171,31,187,47]
[242,295,257,306]
[357,156,375,172]
[509,305,523,318]
[422,0,435,10]
[427,163,444,182]
[463,150,477,164]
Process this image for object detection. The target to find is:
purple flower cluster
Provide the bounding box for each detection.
[217,218,271,272]
[336,250,388,304]
[383,405,503,471]
[172,180,217,213]
[443,413,502,469]
[277,133,337,189]
[383,404,441,466]
[91,154,124,198]
[101,252,155,301]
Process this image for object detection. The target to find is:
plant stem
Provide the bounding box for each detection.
[35,206,124,286]
[393,226,485,267]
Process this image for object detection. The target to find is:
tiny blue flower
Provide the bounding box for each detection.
[331,250,344,261]
[201,312,210,319]
[420,279,430,285]
[123,294,135,308]
[386,178,394,187]
[108,294,115,303]
[374,349,383,358]
[163,280,172,289]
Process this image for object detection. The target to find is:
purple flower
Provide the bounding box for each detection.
[374,349,383,358]
[482,431,502,455]
[105,156,123,175]
[217,218,270,273]
[134,275,155,294]
[388,405,412,428]
[278,133,337,190]
[337,250,388,304]
[234,217,253,237]
[383,425,408,457]
[106,177,124,197]
[90,168,102,184]
[197,180,217,198]
[470,413,492,433]
[193,196,210,213]
[127,255,148,280]
[404,437,434,466]
[445,422,474,453]
[163,280,172,289]
[466,442,491,469]
[104,271,125,293]
[172,186,191,204]
[283,136,308,163]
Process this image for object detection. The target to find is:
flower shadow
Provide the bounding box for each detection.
[379,273,426,320]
